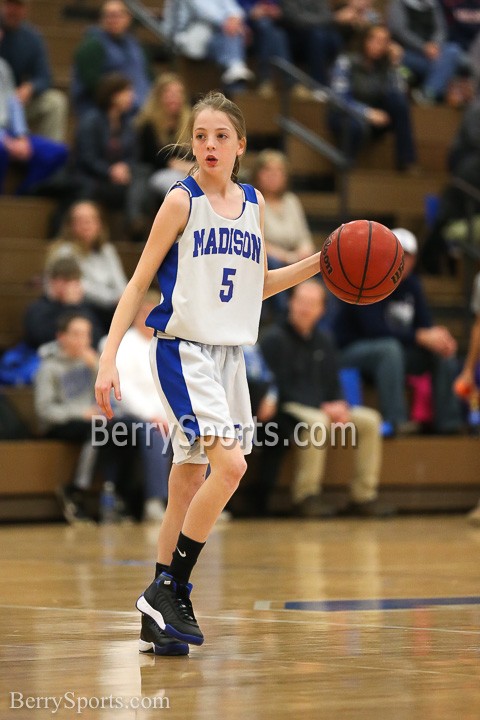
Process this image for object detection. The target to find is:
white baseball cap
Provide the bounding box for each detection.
[392,228,418,255]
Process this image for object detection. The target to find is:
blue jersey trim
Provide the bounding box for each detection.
[239,183,258,204]
[154,338,201,445]
[146,242,179,331]
[178,175,204,197]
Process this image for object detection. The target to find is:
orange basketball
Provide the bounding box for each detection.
[320,220,405,305]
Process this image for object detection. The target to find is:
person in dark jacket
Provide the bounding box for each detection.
[333,228,462,434]
[328,23,417,170]
[24,256,103,350]
[0,0,68,141]
[259,279,389,519]
[72,72,136,215]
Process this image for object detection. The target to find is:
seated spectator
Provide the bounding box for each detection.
[162,0,254,92]
[334,0,383,50]
[251,150,315,321]
[421,92,480,273]
[35,312,138,523]
[441,0,480,53]
[251,150,315,265]
[333,228,463,435]
[72,73,136,219]
[259,280,393,518]
[47,201,127,333]
[455,271,480,524]
[0,0,68,141]
[237,1,291,96]
[131,73,192,230]
[71,0,151,115]
[388,0,462,103]
[328,23,418,171]
[114,291,173,522]
[280,0,350,87]
[0,58,68,195]
[24,256,103,350]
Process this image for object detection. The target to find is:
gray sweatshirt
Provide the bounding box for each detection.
[34,341,97,432]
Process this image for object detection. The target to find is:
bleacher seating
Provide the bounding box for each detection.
[0,0,478,521]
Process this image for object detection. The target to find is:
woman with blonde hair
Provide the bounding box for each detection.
[48,200,127,331]
[131,73,194,226]
[251,149,315,265]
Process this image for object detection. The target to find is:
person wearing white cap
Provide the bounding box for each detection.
[332,227,462,435]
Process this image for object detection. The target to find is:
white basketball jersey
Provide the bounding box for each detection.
[146,176,264,345]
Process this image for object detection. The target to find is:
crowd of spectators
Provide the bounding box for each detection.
[0,0,479,523]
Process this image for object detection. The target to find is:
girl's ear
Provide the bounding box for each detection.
[237,138,246,157]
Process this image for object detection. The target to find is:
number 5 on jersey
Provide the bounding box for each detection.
[220,268,237,303]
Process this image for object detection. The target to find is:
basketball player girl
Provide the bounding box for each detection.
[95,92,322,656]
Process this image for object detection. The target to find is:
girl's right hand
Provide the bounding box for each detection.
[95,360,121,419]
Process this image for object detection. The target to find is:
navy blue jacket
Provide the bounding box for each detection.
[333,272,432,349]
[0,21,52,95]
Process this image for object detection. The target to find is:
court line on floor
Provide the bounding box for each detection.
[0,603,479,636]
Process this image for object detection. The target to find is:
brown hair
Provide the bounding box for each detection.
[95,72,132,111]
[135,72,191,147]
[58,201,109,254]
[250,149,289,188]
[171,91,247,182]
[47,256,81,280]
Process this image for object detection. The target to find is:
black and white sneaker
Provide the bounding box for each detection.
[139,614,189,656]
[55,485,94,524]
[136,572,204,646]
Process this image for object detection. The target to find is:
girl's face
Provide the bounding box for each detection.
[191,109,245,175]
[112,86,134,113]
[70,203,102,247]
[160,82,185,116]
[256,160,287,196]
[364,28,390,61]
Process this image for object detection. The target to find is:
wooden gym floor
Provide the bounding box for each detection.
[0,517,479,719]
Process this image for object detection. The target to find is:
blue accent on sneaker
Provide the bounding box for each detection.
[164,623,204,646]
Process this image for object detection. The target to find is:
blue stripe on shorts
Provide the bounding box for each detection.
[155,338,201,446]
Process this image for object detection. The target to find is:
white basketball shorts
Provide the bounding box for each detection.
[149,333,255,464]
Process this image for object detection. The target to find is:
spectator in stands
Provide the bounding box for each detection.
[72,73,136,220]
[251,149,315,265]
[333,228,463,435]
[328,23,418,171]
[161,0,254,92]
[47,201,127,333]
[259,280,391,518]
[71,0,151,115]
[0,0,68,142]
[333,0,383,50]
[280,0,354,87]
[421,92,480,273]
[0,58,68,194]
[131,73,193,231]
[24,256,103,350]
[114,291,172,523]
[440,0,480,53]
[387,0,463,103]
[237,1,291,97]
[35,311,138,523]
[251,149,315,320]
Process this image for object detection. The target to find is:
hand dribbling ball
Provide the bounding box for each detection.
[320,220,405,305]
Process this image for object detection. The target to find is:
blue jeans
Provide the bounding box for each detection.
[402,43,462,100]
[208,29,247,69]
[0,134,68,195]
[329,89,417,169]
[250,17,291,83]
[340,337,462,431]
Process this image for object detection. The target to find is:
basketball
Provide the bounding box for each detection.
[320,220,405,305]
